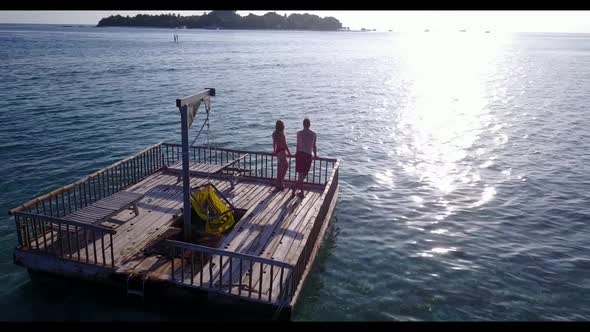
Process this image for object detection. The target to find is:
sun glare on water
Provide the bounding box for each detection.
[393,31,509,197]
[384,31,513,251]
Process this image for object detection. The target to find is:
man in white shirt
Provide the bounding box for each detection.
[293,118,317,198]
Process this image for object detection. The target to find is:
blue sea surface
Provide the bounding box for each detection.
[1,24,590,320]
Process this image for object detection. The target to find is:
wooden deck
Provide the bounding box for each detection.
[115,166,324,294]
[10,142,339,318]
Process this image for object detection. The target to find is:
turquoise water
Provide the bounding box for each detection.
[1,24,590,320]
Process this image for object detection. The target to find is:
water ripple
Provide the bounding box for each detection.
[1,25,590,321]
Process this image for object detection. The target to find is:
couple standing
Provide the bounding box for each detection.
[272,118,317,198]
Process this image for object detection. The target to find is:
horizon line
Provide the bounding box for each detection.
[1,23,589,34]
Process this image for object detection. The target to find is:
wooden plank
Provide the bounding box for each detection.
[274,166,338,301]
[199,189,293,289]
[161,177,234,282]
[117,177,232,267]
[114,254,147,274]
[265,202,323,298]
[213,154,249,173]
[198,163,220,173]
[64,208,113,223]
[112,182,183,260]
[262,193,321,261]
[229,182,262,208]
[146,256,174,280]
[248,194,320,293]
[125,170,170,194]
[67,205,113,215]
[53,177,153,242]
[92,195,141,211]
[121,169,175,197]
[65,207,111,218]
[193,163,212,172]
[115,200,182,264]
[116,176,232,267]
[166,161,225,175]
[135,254,166,276]
[81,173,183,266]
[217,181,248,205]
[288,182,339,307]
[134,255,171,281]
[116,253,162,275]
[232,183,272,210]
[117,175,219,262]
[231,181,268,206]
[285,184,337,264]
[215,185,273,253]
[93,190,142,205]
[220,189,290,255]
[237,190,298,257]
[249,191,321,293]
[218,190,298,289]
[111,202,179,265]
[260,185,334,301]
[191,211,268,282]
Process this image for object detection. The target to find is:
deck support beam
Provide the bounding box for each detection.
[176,88,216,241]
[179,105,192,241]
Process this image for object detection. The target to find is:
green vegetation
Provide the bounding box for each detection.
[97,11,342,31]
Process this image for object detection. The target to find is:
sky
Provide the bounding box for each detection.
[0,11,589,33]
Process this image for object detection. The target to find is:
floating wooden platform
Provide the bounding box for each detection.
[9,142,339,319]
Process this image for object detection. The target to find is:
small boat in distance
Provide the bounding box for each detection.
[459,29,467,32]
[485,30,491,33]
[424,29,430,32]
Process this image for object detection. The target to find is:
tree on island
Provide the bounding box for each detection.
[97,11,342,31]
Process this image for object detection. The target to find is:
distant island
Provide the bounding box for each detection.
[97,11,342,31]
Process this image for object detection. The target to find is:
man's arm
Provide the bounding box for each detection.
[313,134,317,158]
[284,133,292,157]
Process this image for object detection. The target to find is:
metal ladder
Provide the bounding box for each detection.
[126,273,148,300]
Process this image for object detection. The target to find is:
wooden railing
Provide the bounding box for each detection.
[165,240,294,305]
[10,143,164,218]
[164,160,340,308]
[12,211,117,268]
[9,142,165,267]
[9,140,340,295]
[161,142,337,186]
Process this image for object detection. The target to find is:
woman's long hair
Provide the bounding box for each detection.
[273,120,285,141]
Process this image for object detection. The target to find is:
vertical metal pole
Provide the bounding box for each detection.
[180,105,192,241]
[14,216,23,245]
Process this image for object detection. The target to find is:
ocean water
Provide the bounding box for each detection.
[1,24,590,321]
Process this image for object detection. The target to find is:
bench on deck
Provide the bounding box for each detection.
[53,191,143,231]
[167,154,251,188]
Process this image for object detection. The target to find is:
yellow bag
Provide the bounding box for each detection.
[190,185,235,235]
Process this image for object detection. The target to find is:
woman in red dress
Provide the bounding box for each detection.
[272,120,292,190]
